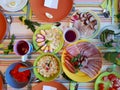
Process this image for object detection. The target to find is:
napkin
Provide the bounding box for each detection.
[43,85,57,90]
[44,0,59,9]
[101,0,118,21]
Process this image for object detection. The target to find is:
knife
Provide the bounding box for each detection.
[26,2,30,19]
[111,0,114,24]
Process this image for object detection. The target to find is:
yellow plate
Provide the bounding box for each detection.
[61,40,102,82]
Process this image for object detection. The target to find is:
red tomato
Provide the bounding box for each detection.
[108,74,117,81]
[98,83,104,90]
[108,87,116,90]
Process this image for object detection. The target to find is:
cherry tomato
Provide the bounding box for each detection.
[98,83,104,90]
[108,87,116,90]
[108,74,117,81]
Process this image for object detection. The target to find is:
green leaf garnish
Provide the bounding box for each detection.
[19,16,41,33]
[4,34,15,54]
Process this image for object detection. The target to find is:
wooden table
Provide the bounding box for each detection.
[0,0,120,90]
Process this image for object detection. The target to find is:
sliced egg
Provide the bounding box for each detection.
[7,1,17,7]
[45,12,53,19]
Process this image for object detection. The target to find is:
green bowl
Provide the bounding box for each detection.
[33,53,61,82]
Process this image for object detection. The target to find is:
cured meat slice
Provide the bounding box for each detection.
[80,67,95,78]
[66,44,80,56]
[87,63,99,73]
[88,66,97,76]
[83,45,101,57]
[76,42,90,55]
[87,60,102,70]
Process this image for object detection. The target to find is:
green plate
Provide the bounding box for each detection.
[33,24,64,53]
[33,53,61,82]
[94,71,120,90]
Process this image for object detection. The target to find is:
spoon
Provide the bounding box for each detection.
[19,66,40,72]
[106,64,116,72]
[103,0,110,18]
[6,15,12,38]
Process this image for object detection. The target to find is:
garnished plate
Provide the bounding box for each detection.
[30,0,73,22]
[32,81,67,90]
[99,24,120,48]
[61,40,102,82]
[71,10,100,39]
[0,0,28,12]
[95,71,120,90]
[33,53,61,82]
[33,24,64,53]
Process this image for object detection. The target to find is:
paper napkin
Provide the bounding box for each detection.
[44,0,59,9]
[43,85,57,90]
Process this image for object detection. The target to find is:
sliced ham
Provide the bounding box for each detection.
[80,67,95,78]
[82,44,101,57]
[66,44,80,57]
[88,66,97,76]
[87,63,99,73]
[77,42,90,55]
[87,60,102,70]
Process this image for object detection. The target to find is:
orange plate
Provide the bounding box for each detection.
[0,12,7,43]
[0,75,3,90]
[32,81,67,90]
[30,0,73,22]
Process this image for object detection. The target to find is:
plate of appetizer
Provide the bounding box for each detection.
[61,40,103,82]
[95,71,120,90]
[99,24,120,47]
[0,0,28,12]
[33,24,64,53]
[33,53,61,82]
[71,10,100,39]
[30,0,73,22]
[32,81,67,90]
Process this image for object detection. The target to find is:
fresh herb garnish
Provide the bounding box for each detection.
[71,54,81,63]
[4,34,15,54]
[19,16,41,33]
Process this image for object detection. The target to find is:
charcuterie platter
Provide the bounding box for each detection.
[61,40,103,82]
